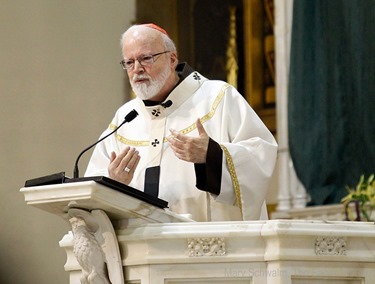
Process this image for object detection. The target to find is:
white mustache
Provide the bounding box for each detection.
[132,74,150,82]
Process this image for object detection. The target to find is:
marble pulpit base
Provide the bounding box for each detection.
[60,220,375,284]
[21,182,375,284]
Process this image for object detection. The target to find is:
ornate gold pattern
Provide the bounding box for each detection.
[111,83,231,146]
[226,6,238,88]
[109,124,149,146]
[201,84,230,123]
[220,144,243,220]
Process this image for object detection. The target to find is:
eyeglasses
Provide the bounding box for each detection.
[120,51,170,70]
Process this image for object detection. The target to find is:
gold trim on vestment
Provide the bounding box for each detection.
[110,83,231,145]
[112,131,149,147]
[220,144,243,220]
[179,83,230,135]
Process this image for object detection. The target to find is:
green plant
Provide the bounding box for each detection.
[341,174,375,221]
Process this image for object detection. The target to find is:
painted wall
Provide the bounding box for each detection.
[0,1,135,283]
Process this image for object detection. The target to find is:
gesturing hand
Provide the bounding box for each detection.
[167,118,209,163]
[108,146,140,185]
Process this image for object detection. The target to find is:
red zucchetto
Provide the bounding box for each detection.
[141,23,170,37]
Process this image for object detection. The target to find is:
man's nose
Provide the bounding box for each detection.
[133,60,145,73]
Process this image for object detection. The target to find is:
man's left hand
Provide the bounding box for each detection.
[167,118,209,163]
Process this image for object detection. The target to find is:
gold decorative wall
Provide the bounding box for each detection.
[244,0,275,133]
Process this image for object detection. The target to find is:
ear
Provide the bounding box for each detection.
[169,51,178,69]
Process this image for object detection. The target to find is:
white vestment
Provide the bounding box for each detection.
[85,70,278,221]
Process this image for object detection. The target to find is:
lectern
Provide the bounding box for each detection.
[21,180,375,284]
[20,179,192,284]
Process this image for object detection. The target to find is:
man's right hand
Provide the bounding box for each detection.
[108,146,140,185]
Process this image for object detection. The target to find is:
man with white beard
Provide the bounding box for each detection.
[85,24,278,221]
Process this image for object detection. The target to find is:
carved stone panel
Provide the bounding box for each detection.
[187,237,226,257]
[314,236,347,256]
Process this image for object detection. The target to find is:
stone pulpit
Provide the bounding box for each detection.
[21,179,375,284]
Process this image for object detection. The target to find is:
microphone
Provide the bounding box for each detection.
[161,100,173,108]
[73,109,138,178]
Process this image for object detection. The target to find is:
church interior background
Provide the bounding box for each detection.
[1,0,373,283]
